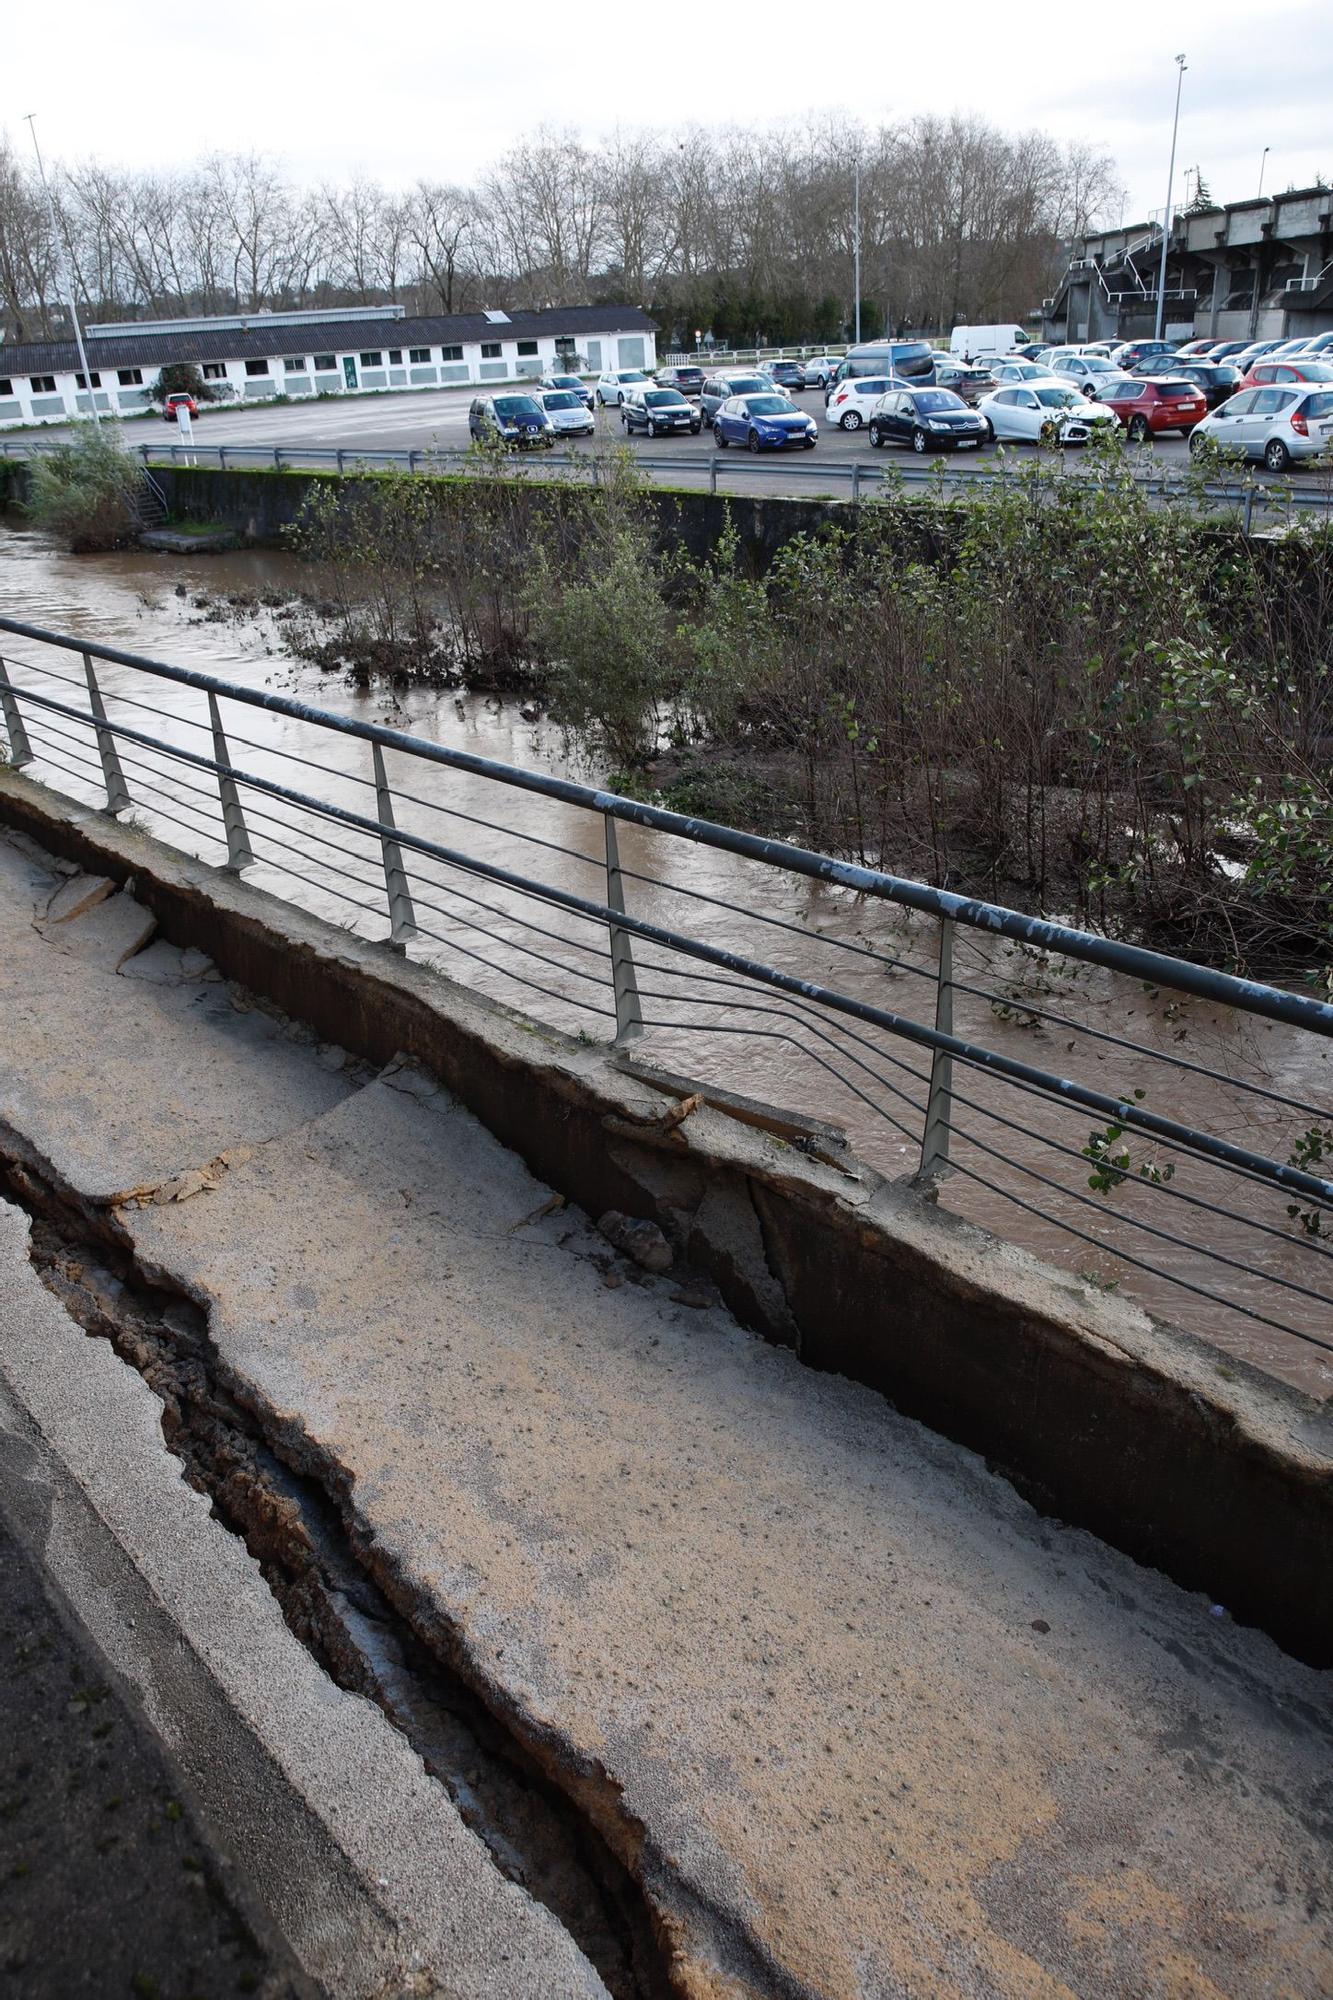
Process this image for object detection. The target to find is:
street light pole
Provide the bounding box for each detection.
[1154,54,1187,342]
[1258,146,1270,198]
[853,155,862,345]
[25,112,100,425]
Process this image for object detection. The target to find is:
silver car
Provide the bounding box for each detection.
[533,388,595,436]
[1190,385,1333,472]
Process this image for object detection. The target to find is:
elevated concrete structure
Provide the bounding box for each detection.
[1045,185,1333,345]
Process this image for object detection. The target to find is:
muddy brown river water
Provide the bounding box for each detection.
[2,523,1330,1395]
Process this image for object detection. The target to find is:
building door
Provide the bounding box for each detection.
[343,357,358,391]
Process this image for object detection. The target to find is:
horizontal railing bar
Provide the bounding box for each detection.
[9,678,1331,1208]
[0,436,1324,510]
[5,619,1331,1038]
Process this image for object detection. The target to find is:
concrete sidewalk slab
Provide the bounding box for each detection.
[0,830,356,1201]
[122,1066,1333,1999]
[0,1197,607,2000]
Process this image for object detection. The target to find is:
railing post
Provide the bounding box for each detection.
[207,692,254,872]
[604,813,643,1043]
[372,741,417,951]
[0,656,34,768]
[709,453,719,495]
[408,449,419,473]
[1243,486,1255,537]
[219,446,228,470]
[82,652,131,813]
[337,449,345,474]
[917,916,955,1182]
[852,461,862,504]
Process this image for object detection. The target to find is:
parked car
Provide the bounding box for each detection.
[931,357,995,404]
[1202,340,1253,361]
[1298,330,1333,357]
[699,372,772,426]
[1189,385,1333,471]
[989,359,1060,386]
[162,392,198,421]
[1108,338,1180,371]
[1096,376,1208,440]
[1239,358,1333,391]
[1175,338,1221,357]
[759,359,807,392]
[622,387,702,437]
[1130,360,1243,409]
[655,365,705,396]
[532,388,596,436]
[867,387,988,453]
[801,355,840,387]
[1049,355,1124,396]
[596,369,652,406]
[823,375,901,429]
[540,372,594,409]
[1226,340,1285,374]
[468,394,554,448]
[977,383,1118,445]
[712,392,818,451]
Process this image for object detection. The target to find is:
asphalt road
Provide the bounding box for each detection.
[18,381,1229,505]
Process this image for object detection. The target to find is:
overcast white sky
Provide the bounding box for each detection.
[7,0,1331,222]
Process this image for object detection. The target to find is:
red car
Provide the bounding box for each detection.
[1097,376,1207,441]
[162,391,199,421]
[1238,359,1333,392]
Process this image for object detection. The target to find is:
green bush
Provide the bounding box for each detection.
[24,421,144,552]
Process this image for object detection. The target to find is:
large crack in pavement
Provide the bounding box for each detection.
[0,1138,677,2000]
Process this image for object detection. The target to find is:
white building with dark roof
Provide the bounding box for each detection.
[0,303,657,428]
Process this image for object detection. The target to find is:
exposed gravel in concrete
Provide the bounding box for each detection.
[2,827,1331,2000]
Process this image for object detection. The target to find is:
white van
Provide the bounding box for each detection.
[951,324,1028,361]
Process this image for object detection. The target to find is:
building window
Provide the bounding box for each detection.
[30,375,57,393]
[388,348,402,364]
[0,379,11,396]
[284,356,306,371]
[481,342,501,359]
[244,359,270,377]
[75,372,102,389]
[313,353,335,371]
[360,351,382,367]
[516,340,538,356]
[409,347,431,364]
[202,362,227,379]
[440,345,462,361]
[116,368,142,387]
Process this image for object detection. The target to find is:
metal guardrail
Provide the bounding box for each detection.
[3,433,1325,523]
[1,614,1331,1371]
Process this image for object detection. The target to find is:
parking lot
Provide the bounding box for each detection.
[18,378,1241,504]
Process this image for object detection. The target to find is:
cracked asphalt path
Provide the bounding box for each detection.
[1,826,1331,1999]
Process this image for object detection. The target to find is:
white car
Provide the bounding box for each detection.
[596,369,652,407]
[990,360,1061,387]
[1189,384,1333,471]
[978,383,1119,445]
[1049,355,1124,397]
[822,374,901,429]
[532,388,595,436]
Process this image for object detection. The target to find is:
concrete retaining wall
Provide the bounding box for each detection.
[140,462,854,572]
[3,764,1330,1665]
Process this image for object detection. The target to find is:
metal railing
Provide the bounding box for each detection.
[1,613,1332,1378]
[3,434,1327,524]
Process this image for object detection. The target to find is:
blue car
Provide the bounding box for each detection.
[713,392,818,452]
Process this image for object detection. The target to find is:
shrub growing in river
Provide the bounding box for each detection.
[283,438,1333,969]
[24,420,143,552]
